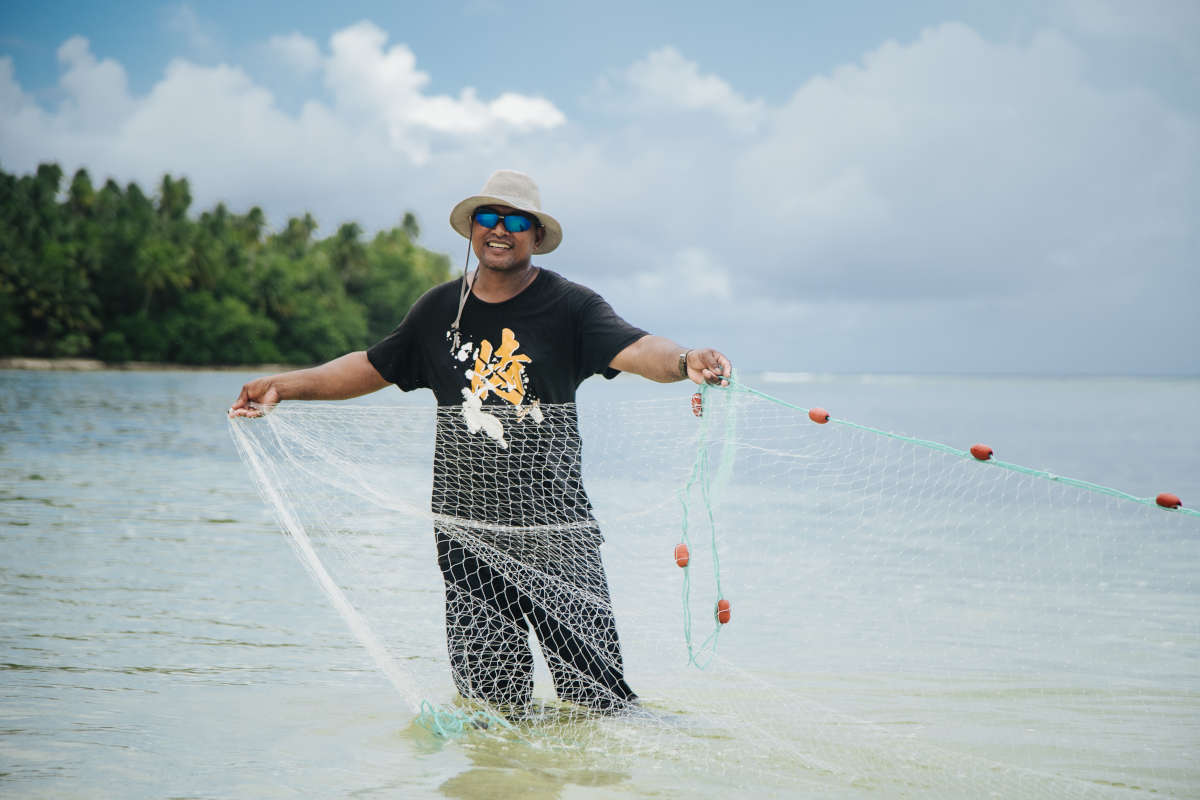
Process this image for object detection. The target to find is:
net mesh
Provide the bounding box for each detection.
[228,382,1199,797]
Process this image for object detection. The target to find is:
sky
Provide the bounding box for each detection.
[1,0,1197,375]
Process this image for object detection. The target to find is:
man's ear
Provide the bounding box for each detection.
[535,226,546,248]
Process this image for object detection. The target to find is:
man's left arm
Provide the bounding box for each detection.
[609,334,732,386]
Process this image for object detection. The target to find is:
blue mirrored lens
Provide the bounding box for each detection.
[503,214,532,233]
[474,210,534,233]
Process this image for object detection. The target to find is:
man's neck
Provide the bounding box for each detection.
[471,264,539,303]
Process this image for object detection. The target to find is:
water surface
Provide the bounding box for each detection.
[2,369,1197,798]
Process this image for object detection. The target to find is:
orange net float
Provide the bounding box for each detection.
[970,444,994,461]
[691,392,703,417]
[715,598,731,624]
[808,407,830,424]
[1156,492,1182,509]
[674,542,690,567]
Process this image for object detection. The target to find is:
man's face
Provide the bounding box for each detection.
[471,205,545,273]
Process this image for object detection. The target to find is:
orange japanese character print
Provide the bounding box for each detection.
[471,328,531,406]
[458,327,542,448]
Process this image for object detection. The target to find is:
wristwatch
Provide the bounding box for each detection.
[678,351,690,379]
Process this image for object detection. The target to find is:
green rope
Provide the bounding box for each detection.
[676,376,748,669]
[677,383,721,668]
[425,375,1196,709]
[416,699,516,738]
[676,469,696,660]
[673,375,1196,672]
[716,377,1198,519]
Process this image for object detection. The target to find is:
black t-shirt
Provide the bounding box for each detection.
[366,268,647,526]
[367,268,645,406]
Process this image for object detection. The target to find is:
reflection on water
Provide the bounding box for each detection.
[2,369,1198,798]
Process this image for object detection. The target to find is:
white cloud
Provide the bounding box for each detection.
[632,247,732,301]
[618,46,764,131]
[0,24,567,207]
[557,25,1196,373]
[1060,0,1200,51]
[321,21,565,161]
[165,3,219,57]
[0,57,22,114]
[0,58,51,168]
[264,32,322,76]
[490,93,567,130]
[324,22,429,113]
[55,36,135,132]
[117,59,293,179]
[0,21,1194,374]
[731,23,1199,306]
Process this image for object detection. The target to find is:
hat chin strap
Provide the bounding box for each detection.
[451,229,474,351]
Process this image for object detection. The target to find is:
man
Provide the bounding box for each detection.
[231,170,732,713]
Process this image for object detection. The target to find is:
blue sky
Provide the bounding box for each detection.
[2,1,1197,374]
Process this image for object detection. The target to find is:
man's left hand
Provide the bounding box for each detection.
[686,348,732,387]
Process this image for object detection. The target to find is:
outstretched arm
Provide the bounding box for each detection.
[229,351,390,417]
[609,334,732,386]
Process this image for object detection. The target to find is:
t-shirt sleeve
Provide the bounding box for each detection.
[366,288,437,391]
[575,290,648,382]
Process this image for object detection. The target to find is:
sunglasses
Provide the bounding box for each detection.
[473,209,537,233]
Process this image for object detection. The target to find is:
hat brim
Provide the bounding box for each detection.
[449,194,562,255]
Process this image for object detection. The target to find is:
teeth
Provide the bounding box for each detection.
[487,242,511,249]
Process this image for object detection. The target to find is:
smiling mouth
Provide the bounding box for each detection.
[486,242,511,249]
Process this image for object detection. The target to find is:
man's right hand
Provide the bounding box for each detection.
[229,377,280,417]
[227,351,391,418]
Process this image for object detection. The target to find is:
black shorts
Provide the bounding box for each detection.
[434,522,638,712]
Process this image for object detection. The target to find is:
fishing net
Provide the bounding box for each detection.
[228,380,1199,797]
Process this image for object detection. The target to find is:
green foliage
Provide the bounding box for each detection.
[0,162,450,365]
[162,292,283,365]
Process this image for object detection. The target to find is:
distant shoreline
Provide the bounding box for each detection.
[0,357,303,373]
[2,357,1193,381]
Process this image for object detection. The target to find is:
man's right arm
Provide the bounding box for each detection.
[229,351,390,417]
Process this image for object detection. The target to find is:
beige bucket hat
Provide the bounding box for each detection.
[449,169,563,255]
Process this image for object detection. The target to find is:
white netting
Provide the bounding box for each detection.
[228,384,1199,797]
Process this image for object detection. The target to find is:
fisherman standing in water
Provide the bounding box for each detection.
[231,170,731,712]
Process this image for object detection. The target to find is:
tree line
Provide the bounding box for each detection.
[0,162,451,365]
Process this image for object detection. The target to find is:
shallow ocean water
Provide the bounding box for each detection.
[2,369,1198,798]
